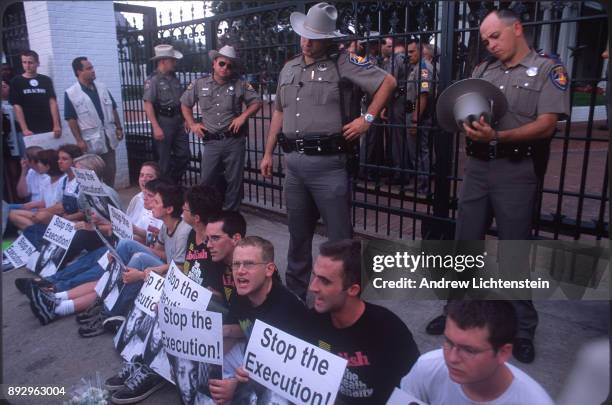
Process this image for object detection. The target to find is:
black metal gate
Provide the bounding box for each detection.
[114,1,609,241]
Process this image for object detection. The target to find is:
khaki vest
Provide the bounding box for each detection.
[66,81,117,154]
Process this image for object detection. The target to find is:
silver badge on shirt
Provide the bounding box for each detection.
[317,63,328,72]
[526,67,538,77]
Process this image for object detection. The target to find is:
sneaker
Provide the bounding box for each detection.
[76,299,104,324]
[78,313,107,338]
[29,285,57,325]
[111,365,165,404]
[15,278,33,295]
[105,361,138,391]
[103,316,126,333]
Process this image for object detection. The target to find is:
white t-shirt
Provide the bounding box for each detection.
[400,349,554,405]
[126,192,163,233]
[42,175,66,208]
[26,169,50,202]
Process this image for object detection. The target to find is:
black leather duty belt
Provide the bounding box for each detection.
[466,140,534,161]
[278,133,347,155]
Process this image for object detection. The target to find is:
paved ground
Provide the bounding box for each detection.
[2,189,609,404]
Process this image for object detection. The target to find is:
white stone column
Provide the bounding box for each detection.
[538,2,552,54]
[23,1,129,188]
[558,2,578,78]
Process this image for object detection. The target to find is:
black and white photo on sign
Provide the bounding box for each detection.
[4,235,37,268]
[167,353,222,405]
[85,193,119,223]
[114,272,164,358]
[109,205,133,240]
[28,215,76,277]
[94,252,125,311]
[243,320,348,405]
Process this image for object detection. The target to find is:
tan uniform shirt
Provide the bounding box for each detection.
[472,50,570,131]
[143,71,183,109]
[180,75,261,133]
[406,60,433,103]
[275,52,387,139]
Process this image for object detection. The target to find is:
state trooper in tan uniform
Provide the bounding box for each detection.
[405,40,434,192]
[260,2,396,300]
[143,45,189,184]
[426,9,570,364]
[181,46,262,211]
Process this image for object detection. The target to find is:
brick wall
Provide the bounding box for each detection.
[24,1,129,188]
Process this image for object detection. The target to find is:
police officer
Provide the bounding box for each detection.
[426,9,570,364]
[380,37,410,184]
[259,2,396,300]
[181,45,262,211]
[143,45,189,184]
[405,40,434,192]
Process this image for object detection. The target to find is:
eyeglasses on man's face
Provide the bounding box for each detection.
[442,336,494,360]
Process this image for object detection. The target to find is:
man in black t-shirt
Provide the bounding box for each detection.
[9,50,61,136]
[308,239,420,405]
[181,185,224,294]
[209,236,308,404]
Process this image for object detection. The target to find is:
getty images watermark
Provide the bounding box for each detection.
[361,240,609,301]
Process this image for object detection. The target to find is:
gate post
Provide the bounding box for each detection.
[424,1,456,240]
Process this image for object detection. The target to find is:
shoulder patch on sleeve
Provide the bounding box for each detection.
[421,68,429,80]
[187,82,194,90]
[549,64,568,91]
[349,54,373,68]
[144,80,151,90]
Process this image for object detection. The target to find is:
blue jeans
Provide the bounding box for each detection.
[104,240,163,317]
[46,247,106,292]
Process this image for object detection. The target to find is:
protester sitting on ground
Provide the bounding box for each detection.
[209,236,308,404]
[180,185,226,295]
[79,180,190,338]
[15,146,48,202]
[304,239,420,404]
[8,149,65,231]
[23,178,158,326]
[125,161,162,244]
[399,300,554,405]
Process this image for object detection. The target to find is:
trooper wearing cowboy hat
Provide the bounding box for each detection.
[181,45,262,211]
[426,9,570,365]
[260,2,396,300]
[143,44,189,184]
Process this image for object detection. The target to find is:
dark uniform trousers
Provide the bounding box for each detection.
[359,122,385,177]
[285,153,353,299]
[155,115,189,184]
[456,156,539,339]
[200,136,245,212]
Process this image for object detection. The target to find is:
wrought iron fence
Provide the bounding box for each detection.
[114,1,609,241]
[1,2,29,72]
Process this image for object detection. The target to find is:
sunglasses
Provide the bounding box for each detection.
[218,61,233,69]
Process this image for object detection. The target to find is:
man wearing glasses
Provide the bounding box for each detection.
[400,300,554,404]
[181,45,262,211]
[208,236,307,404]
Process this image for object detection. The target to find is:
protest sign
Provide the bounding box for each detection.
[159,304,223,365]
[73,167,119,222]
[159,303,223,402]
[29,215,76,277]
[94,251,125,310]
[110,205,133,240]
[134,272,165,317]
[244,320,347,405]
[385,387,428,405]
[4,235,37,268]
[159,262,213,309]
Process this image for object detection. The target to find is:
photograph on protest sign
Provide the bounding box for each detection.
[114,272,164,359]
[94,251,125,311]
[29,215,76,277]
[243,320,347,405]
[4,235,37,269]
[73,167,118,222]
[109,205,133,240]
[159,303,223,404]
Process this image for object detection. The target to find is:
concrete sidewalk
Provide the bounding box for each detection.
[2,206,609,404]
